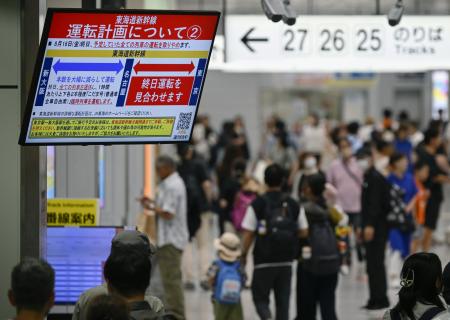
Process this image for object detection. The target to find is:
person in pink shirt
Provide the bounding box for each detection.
[327,137,364,268]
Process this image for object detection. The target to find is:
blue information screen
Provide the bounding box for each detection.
[47,227,122,304]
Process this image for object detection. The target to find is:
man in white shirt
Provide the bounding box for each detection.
[241,164,308,320]
[142,155,188,320]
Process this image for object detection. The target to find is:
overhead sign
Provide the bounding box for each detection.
[225,15,450,72]
[47,198,99,226]
[19,9,220,145]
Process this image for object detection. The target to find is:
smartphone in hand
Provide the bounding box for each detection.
[138,196,155,210]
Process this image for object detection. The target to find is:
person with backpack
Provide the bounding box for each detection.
[177,144,213,291]
[241,164,309,320]
[384,252,450,320]
[207,232,246,320]
[231,177,260,233]
[327,137,364,270]
[299,173,343,320]
[217,156,248,234]
[387,152,418,286]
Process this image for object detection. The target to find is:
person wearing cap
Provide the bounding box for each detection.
[140,155,189,320]
[206,233,245,320]
[72,231,164,320]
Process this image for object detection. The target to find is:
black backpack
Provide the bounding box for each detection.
[303,203,340,275]
[256,195,299,262]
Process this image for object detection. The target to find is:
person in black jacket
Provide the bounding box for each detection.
[361,141,392,310]
[177,144,213,290]
[300,173,342,320]
[416,128,450,252]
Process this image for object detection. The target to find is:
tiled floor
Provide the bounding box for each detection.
[181,207,450,320]
[184,246,450,320]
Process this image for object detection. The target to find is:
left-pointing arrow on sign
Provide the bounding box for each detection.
[53,60,124,74]
[241,27,269,53]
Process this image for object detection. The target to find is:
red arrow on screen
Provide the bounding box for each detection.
[133,61,196,74]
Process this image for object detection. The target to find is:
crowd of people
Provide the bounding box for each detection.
[8,109,450,320]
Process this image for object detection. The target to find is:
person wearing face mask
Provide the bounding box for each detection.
[361,140,393,311]
[327,137,364,268]
[291,153,321,202]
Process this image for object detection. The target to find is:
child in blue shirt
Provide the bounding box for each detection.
[207,232,245,320]
[387,153,418,285]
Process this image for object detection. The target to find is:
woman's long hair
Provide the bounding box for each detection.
[392,252,444,319]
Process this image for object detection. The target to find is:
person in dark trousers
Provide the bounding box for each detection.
[300,173,343,320]
[177,144,213,290]
[217,157,247,234]
[416,128,450,252]
[241,164,308,320]
[8,258,55,320]
[383,253,450,319]
[177,144,211,242]
[361,141,391,310]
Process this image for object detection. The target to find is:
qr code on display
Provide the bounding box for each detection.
[176,112,193,130]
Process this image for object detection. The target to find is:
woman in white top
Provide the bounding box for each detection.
[383,252,450,320]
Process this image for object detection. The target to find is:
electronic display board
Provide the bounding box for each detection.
[19,9,220,145]
[47,226,129,304]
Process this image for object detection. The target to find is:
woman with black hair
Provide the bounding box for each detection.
[266,130,297,173]
[384,252,450,320]
[297,173,343,320]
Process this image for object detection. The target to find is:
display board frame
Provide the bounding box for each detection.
[46,225,135,305]
[19,8,220,146]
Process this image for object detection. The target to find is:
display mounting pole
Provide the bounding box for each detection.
[20,0,47,259]
[82,0,96,9]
